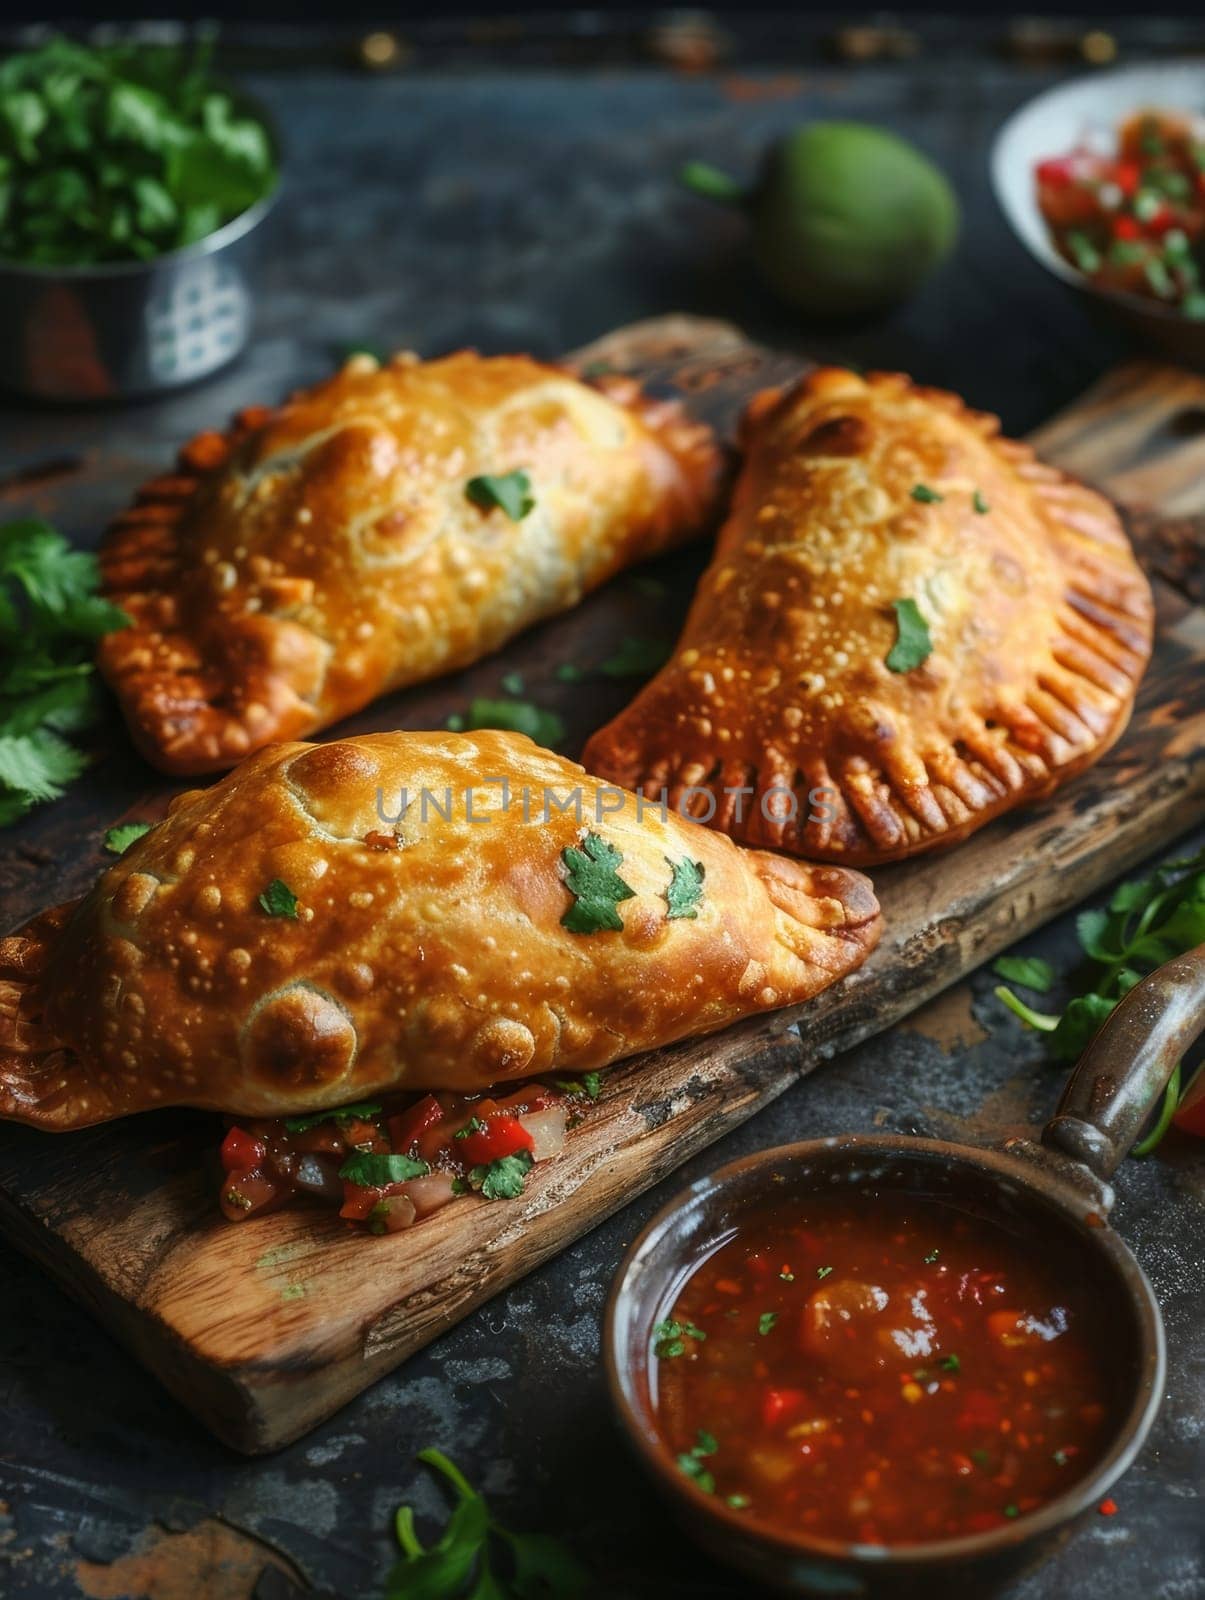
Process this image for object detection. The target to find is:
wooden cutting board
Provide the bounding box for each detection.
[0,317,1202,1454]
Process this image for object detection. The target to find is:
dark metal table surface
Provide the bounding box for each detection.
[1,16,1203,1600]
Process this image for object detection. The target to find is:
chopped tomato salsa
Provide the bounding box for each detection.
[651,1190,1116,1546]
[1035,109,1205,316]
[216,1081,581,1231]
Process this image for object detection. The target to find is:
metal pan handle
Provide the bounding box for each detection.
[1042,942,1205,1181]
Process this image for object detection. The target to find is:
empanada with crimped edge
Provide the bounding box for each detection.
[583,368,1154,865]
[98,350,723,776]
[0,731,880,1130]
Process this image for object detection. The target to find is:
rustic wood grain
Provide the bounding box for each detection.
[1,316,1203,1453]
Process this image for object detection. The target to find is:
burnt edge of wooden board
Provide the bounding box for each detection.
[0,314,1203,1453]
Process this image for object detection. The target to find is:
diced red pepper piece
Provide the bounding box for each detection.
[455,1113,534,1167]
[1114,160,1141,196]
[1035,157,1075,187]
[762,1387,806,1428]
[388,1094,445,1155]
[1113,215,1143,241]
[220,1126,267,1173]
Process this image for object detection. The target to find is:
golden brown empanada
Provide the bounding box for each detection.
[98,351,722,776]
[0,731,879,1130]
[583,368,1154,865]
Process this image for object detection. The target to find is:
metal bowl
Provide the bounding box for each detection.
[0,92,279,403]
[991,64,1205,365]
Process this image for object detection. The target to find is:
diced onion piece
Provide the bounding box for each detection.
[403,1171,460,1218]
[292,1153,344,1202]
[518,1105,568,1162]
[372,1194,417,1234]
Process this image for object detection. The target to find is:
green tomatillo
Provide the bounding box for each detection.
[682,121,959,317]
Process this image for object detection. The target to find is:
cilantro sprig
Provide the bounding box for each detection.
[0,36,276,267]
[994,846,1205,1154]
[388,1449,590,1598]
[339,1152,430,1186]
[653,1318,706,1359]
[0,518,130,825]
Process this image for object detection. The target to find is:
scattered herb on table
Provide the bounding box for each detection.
[258,878,299,918]
[0,517,130,826]
[560,831,636,934]
[994,846,1205,1152]
[664,855,705,920]
[464,470,535,522]
[0,35,275,267]
[599,636,672,679]
[446,696,565,748]
[103,820,152,854]
[885,597,933,673]
[387,1449,591,1598]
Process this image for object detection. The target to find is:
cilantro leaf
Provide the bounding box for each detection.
[0,730,87,804]
[258,878,299,918]
[560,832,635,934]
[599,636,671,679]
[103,821,153,855]
[885,598,933,673]
[665,855,705,920]
[465,470,535,522]
[677,1429,719,1494]
[454,696,565,749]
[339,1152,430,1186]
[500,670,525,696]
[284,1100,383,1134]
[973,489,990,514]
[910,483,944,503]
[467,1150,534,1201]
[758,1311,778,1336]
[991,956,1054,993]
[554,662,583,683]
[553,1070,603,1101]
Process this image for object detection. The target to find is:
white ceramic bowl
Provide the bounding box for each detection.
[991,63,1205,362]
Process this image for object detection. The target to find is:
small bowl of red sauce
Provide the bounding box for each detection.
[991,65,1205,363]
[606,945,1205,1595]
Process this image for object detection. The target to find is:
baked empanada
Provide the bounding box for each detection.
[583,368,1154,865]
[0,731,879,1130]
[98,351,722,776]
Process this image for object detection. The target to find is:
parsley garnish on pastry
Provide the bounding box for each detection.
[97,351,723,776]
[0,731,879,1130]
[583,367,1154,865]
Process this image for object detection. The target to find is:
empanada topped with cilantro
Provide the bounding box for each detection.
[0,731,879,1129]
[98,350,722,776]
[584,368,1154,865]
